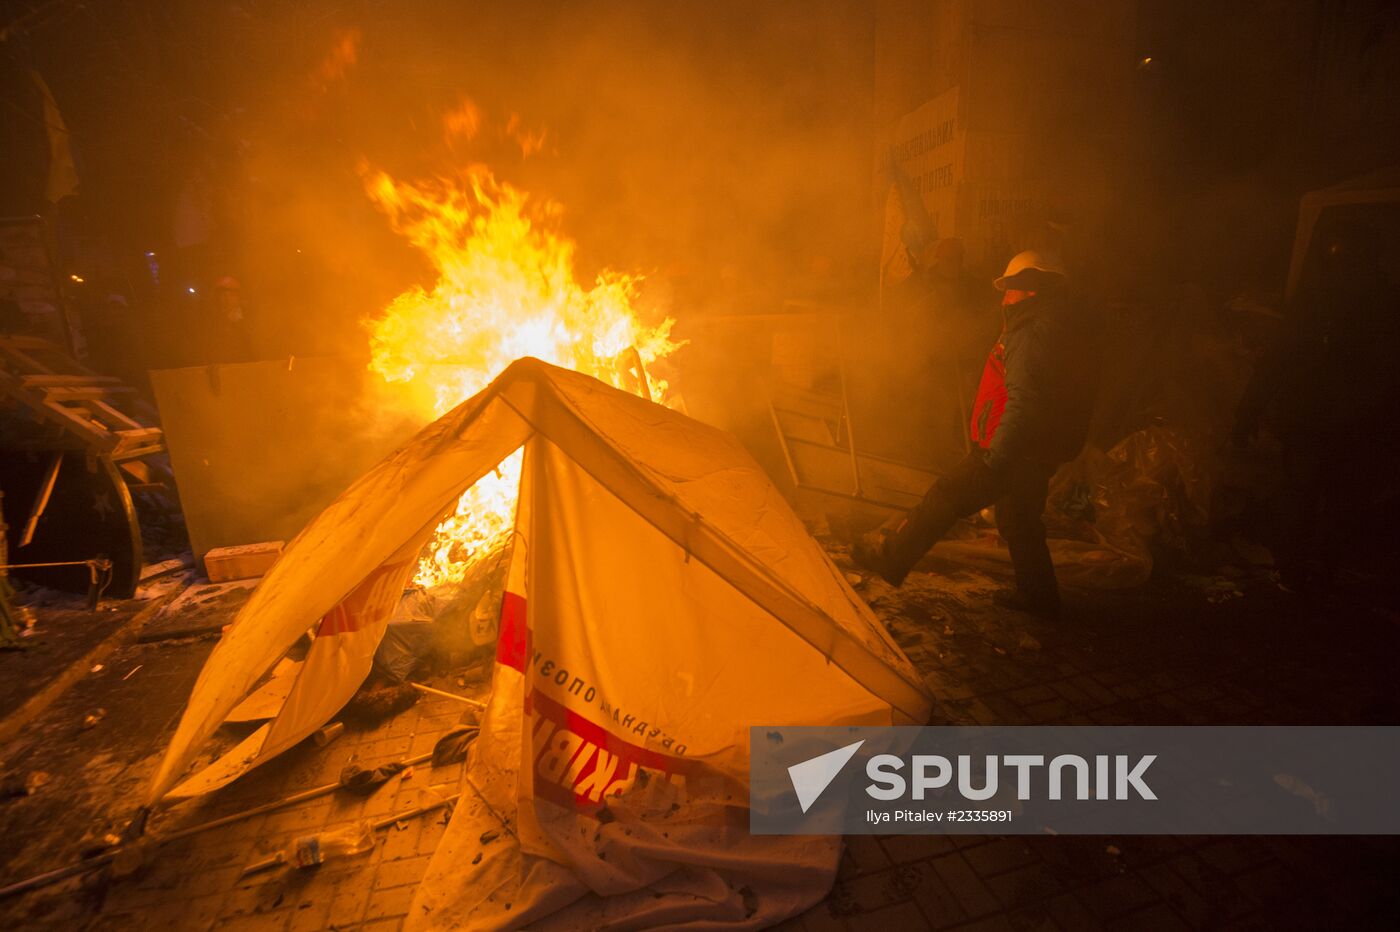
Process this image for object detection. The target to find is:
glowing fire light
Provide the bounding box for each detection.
[365,159,679,587]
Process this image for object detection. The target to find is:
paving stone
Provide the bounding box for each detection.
[845,836,892,875]
[364,884,416,922]
[792,900,848,932]
[844,899,929,931]
[214,909,292,931]
[1048,679,1099,712]
[832,868,912,915]
[982,862,1063,910]
[888,859,961,929]
[374,853,433,890]
[286,897,333,932]
[962,838,1038,877]
[1197,839,1268,876]
[1078,873,1160,920]
[1042,893,1103,930]
[262,799,333,837]
[878,833,955,864]
[324,879,374,928]
[929,853,1000,918]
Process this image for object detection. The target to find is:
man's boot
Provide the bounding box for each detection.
[852,493,963,587]
[1001,530,1061,619]
[992,587,1060,620]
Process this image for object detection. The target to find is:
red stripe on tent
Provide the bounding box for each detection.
[315,561,413,638]
[526,689,700,812]
[533,689,683,772]
[497,591,528,671]
[316,603,360,637]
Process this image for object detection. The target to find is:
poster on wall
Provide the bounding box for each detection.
[877,87,962,290]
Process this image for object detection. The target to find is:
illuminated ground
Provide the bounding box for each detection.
[1,552,1398,929]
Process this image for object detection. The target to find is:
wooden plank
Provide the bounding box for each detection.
[0,370,116,451]
[20,374,124,385]
[88,399,145,430]
[39,404,119,451]
[787,436,932,510]
[41,387,135,402]
[0,345,55,375]
[111,428,165,460]
[18,452,63,547]
[118,460,152,484]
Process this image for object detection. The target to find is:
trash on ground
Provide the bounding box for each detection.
[341,683,419,726]
[1,770,52,800]
[430,726,480,767]
[339,761,408,795]
[312,722,345,747]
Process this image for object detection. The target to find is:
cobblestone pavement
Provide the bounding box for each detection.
[0,583,481,931]
[781,556,1400,931]
[2,555,1398,930]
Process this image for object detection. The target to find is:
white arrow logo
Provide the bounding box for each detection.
[788,740,865,813]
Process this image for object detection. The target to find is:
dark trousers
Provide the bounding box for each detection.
[887,449,1060,606]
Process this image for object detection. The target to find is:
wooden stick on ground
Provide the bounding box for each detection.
[0,749,438,900]
[409,682,486,709]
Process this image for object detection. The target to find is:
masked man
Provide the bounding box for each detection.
[856,251,1101,618]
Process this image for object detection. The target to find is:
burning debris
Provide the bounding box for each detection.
[362,130,680,584]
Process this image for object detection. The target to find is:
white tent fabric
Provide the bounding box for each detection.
[147,357,934,926]
[410,433,909,928]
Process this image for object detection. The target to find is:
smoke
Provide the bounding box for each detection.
[219,0,876,363]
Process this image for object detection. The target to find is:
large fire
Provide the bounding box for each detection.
[364,152,679,587]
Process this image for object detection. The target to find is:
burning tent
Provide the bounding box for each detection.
[146,356,933,926]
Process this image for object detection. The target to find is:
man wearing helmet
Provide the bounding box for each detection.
[855,250,1101,619]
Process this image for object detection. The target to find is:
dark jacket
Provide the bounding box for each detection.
[972,287,1101,469]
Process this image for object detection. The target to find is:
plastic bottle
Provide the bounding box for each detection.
[288,821,375,868]
[242,821,375,875]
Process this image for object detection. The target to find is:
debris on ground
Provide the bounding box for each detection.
[203,541,285,583]
[244,821,375,876]
[341,682,419,726]
[81,708,107,729]
[1180,574,1246,603]
[1,771,51,800]
[339,761,408,795]
[431,726,480,767]
[312,721,345,747]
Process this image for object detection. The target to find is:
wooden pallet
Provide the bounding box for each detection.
[0,335,169,470]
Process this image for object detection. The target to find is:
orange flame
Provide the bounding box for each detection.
[364,163,679,587]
